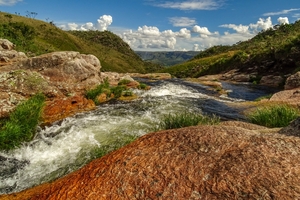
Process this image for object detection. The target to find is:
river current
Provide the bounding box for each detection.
[0,78,277,194]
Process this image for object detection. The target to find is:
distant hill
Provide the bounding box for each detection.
[161,21,300,80]
[135,51,199,66]
[0,12,162,73]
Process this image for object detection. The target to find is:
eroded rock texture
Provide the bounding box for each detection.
[2,123,300,199]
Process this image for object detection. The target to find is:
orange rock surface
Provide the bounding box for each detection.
[42,95,95,125]
[1,124,300,199]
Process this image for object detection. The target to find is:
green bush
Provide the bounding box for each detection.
[247,104,300,128]
[0,93,45,151]
[118,79,131,85]
[138,83,148,90]
[158,112,220,130]
[85,79,127,104]
[110,85,126,98]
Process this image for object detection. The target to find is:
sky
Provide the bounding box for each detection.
[0,0,300,52]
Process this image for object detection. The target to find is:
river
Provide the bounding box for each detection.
[0,78,277,194]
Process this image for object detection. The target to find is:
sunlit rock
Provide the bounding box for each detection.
[2,122,300,199]
[285,71,300,90]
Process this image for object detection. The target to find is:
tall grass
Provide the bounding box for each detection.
[0,93,45,151]
[247,104,300,128]
[158,112,220,130]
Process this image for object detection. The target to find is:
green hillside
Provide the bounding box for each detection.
[0,12,161,73]
[162,21,300,79]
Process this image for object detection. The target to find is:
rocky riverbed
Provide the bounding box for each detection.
[1,39,300,199]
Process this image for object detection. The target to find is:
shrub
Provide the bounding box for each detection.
[110,85,126,98]
[118,79,131,85]
[0,93,45,151]
[138,83,148,90]
[158,112,220,130]
[247,104,300,128]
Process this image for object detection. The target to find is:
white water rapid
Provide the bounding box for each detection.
[0,79,275,194]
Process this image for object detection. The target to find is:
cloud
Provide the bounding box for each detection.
[277,17,289,25]
[169,17,197,27]
[193,44,200,51]
[137,25,160,36]
[263,8,300,16]
[155,0,223,10]
[60,15,112,31]
[80,22,95,31]
[192,25,212,37]
[96,15,113,31]
[177,28,191,38]
[249,17,273,31]
[219,24,249,34]
[0,0,22,6]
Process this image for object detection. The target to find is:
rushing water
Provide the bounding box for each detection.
[0,79,276,194]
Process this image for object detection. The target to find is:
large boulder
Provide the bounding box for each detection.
[0,39,27,64]
[269,88,300,106]
[0,47,102,121]
[285,71,300,90]
[260,75,284,87]
[2,122,300,199]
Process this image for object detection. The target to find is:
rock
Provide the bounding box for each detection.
[2,123,300,199]
[232,74,250,82]
[42,95,95,125]
[0,47,103,121]
[129,73,172,80]
[285,71,300,90]
[96,93,107,104]
[101,72,121,86]
[0,39,15,50]
[269,88,300,106]
[17,51,102,95]
[260,75,284,87]
[279,117,300,137]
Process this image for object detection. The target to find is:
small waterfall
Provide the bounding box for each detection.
[0,79,275,194]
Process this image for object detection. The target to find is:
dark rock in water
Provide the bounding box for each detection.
[0,156,29,178]
[0,156,29,194]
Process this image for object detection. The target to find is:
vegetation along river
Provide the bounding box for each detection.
[0,78,277,194]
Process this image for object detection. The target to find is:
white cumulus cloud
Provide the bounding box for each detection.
[137,25,160,36]
[96,15,113,31]
[177,28,191,38]
[60,15,112,31]
[219,24,249,34]
[250,17,273,31]
[277,17,289,25]
[193,25,212,37]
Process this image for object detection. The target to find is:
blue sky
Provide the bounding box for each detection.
[0,0,300,51]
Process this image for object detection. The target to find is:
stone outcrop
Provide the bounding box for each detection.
[42,96,95,125]
[0,39,27,65]
[0,41,102,121]
[269,88,300,106]
[285,71,300,90]
[2,122,300,199]
[260,75,284,87]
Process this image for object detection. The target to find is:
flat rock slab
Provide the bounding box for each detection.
[1,123,300,199]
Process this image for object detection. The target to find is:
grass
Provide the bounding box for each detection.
[85,78,135,104]
[247,104,300,128]
[0,93,45,151]
[158,112,220,130]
